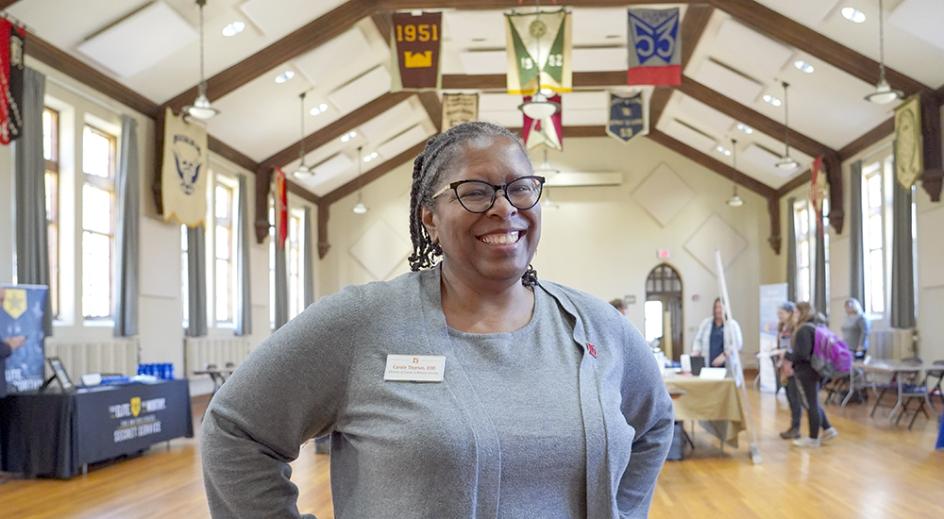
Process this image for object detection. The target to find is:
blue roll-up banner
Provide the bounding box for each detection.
[2,284,48,393]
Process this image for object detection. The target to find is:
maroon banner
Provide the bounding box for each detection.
[391,12,442,90]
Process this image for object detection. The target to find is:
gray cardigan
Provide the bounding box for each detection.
[201,268,673,518]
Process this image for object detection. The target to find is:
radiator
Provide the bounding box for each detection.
[45,337,140,378]
[869,329,914,360]
[184,336,251,377]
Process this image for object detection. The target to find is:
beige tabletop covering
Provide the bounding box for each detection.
[664,376,747,447]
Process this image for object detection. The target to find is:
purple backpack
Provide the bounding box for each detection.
[811,325,853,378]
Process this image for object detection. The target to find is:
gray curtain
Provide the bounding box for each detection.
[186,226,208,337]
[303,206,314,308]
[849,160,865,304]
[813,216,827,316]
[273,217,289,330]
[113,115,139,336]
[13,68,51,335]
[890,180,915,329]
[786,197,797,303]
[234,175,252,336]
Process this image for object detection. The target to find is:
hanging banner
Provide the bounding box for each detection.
[2,284,48,393]
[0,18,25,145]
[505,9,572,95]
[161,108,208,227]
[521,94,562,150]
[894,95,923,189]
[390,12,442,90]
[606,91,647,143]
[274,167,288,249]
[810,156,827,222]
[441,93,478,130]
[627,7,682,86]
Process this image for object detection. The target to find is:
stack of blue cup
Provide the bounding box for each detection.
[137,363,175,380]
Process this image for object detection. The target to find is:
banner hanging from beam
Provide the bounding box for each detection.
[391,12,443,90]
[627,7,682,86]
[521,94,562,150]
[161,108,208,228]
[441,93,478,130]
[606,91,647,143]
[894,95,923,189]
[505,9,572,95]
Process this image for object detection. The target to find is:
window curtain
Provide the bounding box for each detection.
[234,175,252,336]
[890,180,915,329]
[273,219,289,331]
[786,197,797,303]
[303,206,314,309]
[186,226,208,337]
[13,68,51,335]
[113,115,139,337]
[848,160,865,304]
[813,218,827,317]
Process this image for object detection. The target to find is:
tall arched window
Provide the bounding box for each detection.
[645,263,684,360]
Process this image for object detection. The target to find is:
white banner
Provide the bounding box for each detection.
[161,108,208,227]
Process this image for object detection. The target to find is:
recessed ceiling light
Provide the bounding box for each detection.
[736,123,754,135]
[841,7,866,24]
[274,70,295,84]
[363,151,380,163]
[340,130,357,143]
[221,21,245,37]
[309,103,328,116]
[715,145,732,157]
[793,59,815,74]
[762,94,783,107]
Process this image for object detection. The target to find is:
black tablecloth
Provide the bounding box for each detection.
[0,380,192,478]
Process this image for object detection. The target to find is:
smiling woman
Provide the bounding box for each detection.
[200,122,674,519]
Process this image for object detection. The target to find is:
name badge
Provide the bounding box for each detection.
[384,354,446,382]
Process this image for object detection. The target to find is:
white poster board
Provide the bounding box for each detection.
[758,283,787,393]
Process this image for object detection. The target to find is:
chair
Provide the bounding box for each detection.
[869,357,923,418]
[896,377,933,430]
[926,361,944,411]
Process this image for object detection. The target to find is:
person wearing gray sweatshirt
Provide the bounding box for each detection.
[201,122,674,518]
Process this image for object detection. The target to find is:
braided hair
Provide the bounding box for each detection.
[408,121,538,286]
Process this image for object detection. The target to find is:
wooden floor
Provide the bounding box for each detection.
[1,387,942,518]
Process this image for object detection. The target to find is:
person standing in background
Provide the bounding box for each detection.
[774,302,805,440]
[692,297,743,368]
[842,298,870,360]
[789,302,839,448]
[610,298,629,317]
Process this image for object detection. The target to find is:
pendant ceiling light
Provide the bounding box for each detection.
[532,147,560,176]
[774,81,799,171]
[727,138,744,208]
[864,0,903,104]
[293,91,312,178]
[518,4,560,120]
[353,146,368,215]
[183,0,219,120]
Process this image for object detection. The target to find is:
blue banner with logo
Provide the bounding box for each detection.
[606,92,647,143]
[2,284,48,393]
[627,7,682,86]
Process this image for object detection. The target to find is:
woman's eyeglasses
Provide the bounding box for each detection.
[431,175,546,213]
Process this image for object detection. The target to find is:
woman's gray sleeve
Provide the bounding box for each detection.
[201,288,362,518]
[617,324,674,518]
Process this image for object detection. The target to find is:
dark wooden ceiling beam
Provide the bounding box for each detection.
[259,92,412,170]
[418,91,443,132]
[164,0,373,112]
[709,0,929,95]
[0,1,21,10]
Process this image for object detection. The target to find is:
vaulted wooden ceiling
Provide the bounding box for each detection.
[7,0,944,255]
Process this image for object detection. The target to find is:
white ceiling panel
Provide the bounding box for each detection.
[741,143,801,179]
[77,2,196,78]
[443,10,506,48]
[479,111,524,128]
[572,8,630,46]
[293,25,386,92]
[328,66,392,114]
[458,50,507,75]
[889,0,944,53]
[377,125,429,159]
[662,118,718,153]
[694,58,765,106]
[563,91,608,110]
[713,18,793,81]
[564,109,607,126]
[357,98,425,143]
[572,47,627,72]
[310,152,355,182]
[479,93,523,113]
[240,0,345,38]
[676,95,736,135]
[208,64,313,161]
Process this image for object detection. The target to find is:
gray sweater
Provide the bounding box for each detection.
[201,268,674,518]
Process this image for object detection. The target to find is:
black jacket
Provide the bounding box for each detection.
[0,340,12,398]
[791,321,818,378]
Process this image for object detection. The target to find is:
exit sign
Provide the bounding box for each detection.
[657,249,670,259]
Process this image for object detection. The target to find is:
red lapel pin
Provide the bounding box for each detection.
[587,343,598,358]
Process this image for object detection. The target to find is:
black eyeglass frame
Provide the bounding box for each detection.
[431,175,547,213]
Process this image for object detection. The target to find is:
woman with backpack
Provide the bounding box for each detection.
[788,302,839,448]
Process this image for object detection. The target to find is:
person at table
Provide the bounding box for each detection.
[692,297,743,369]
[842,298,870,360]
[200,122,674,519]
[788,302,839,448]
